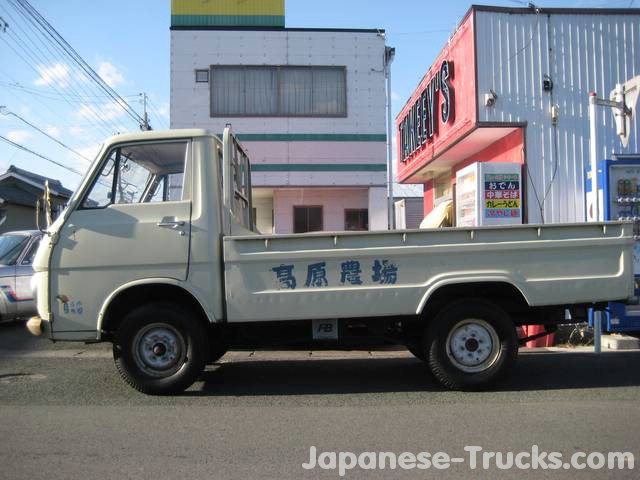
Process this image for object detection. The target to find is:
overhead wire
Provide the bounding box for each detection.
[0,107,92,162]
[0,21,119,137]
[0,68,108,149]
[12,0,146,129]
[146,96,170,130]
[2,1,125,136]
[0,134,83,176]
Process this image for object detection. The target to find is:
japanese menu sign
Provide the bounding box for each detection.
[484,173,521,219]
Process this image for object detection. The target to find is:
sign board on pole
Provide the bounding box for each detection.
[610,75,640,148]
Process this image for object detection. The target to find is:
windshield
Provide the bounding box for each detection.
[0,235,29,265]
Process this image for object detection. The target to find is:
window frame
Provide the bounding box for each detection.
[20,235,42,266]
[78,140,190,211]
[195,69,209,83]
[209,65,347,118]
[344,208,369,231]
[293,205,324,233]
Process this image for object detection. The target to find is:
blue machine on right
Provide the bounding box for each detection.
[586,155,640,333]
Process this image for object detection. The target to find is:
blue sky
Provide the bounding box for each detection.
[0,0,637,191]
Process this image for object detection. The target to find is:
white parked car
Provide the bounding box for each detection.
[0,230,42,322]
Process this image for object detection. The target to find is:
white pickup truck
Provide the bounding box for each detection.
[28,128,635,394]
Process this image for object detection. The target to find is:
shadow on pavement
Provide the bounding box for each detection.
[187,350,640,396]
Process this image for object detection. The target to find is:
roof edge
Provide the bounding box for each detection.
[471,4,640,15]
[170,26,385,33]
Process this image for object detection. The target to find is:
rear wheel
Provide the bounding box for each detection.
[425,299,518,390]
[113,302,206,395]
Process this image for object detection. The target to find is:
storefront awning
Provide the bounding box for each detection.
[402,125,521,183]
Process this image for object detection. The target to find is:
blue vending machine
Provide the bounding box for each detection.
[586,155,640,333]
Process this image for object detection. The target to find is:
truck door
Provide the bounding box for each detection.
[49,140,192,337]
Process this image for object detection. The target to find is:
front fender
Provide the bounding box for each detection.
[96,278,217,340]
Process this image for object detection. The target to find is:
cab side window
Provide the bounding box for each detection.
[81,142,188,209]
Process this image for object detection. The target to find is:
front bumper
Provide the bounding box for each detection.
[26,316,51,337]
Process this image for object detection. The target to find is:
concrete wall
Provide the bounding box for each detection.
[273,188,369,233]
[253,195,274,234]
[0,204,37,234]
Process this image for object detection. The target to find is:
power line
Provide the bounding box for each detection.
[0,134,83,176]
[0,18,120,137]
[12,0,147,129]
[1,1,125,136]
[146,96,170,130]
[0,106,91,162]
[0,68,108,147]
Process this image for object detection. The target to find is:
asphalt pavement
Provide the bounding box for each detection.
[1,321,639,479]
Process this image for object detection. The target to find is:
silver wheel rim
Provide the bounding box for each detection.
[446,319,500,373]
[132,323,187,378]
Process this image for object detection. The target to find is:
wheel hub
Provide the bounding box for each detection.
[152,343,167,356]
[446,319,500,373]
[132,324,187,377]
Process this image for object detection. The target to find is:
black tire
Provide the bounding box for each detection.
[425,299,518,391]
[113,302,206,395]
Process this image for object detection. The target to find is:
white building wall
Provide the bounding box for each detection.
[273,188,369,234]
[368,187,388,230]
[476,10,640,224]
[170,29,388,189]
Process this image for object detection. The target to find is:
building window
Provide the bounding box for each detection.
[345,209,368,231]
[195,70,209,83]
[294,206,323,233]
[210,66,347,117]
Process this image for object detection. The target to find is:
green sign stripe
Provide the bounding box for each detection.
[252,164,387,172]
[232,133,387,142]
[171,14,285,27]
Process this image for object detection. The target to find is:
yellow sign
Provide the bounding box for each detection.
[171,0,284,16]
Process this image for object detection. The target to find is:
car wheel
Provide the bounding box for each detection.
[426,299,518,391]
[113,302,206,395]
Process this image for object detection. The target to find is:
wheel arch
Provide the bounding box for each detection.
[97,278,216,341]
[417,278,531,320]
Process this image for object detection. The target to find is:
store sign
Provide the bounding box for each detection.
[399,60,454,163]
[484,174,521,219]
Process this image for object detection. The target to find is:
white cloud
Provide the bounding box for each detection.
[156,102,170,119]
[45,126,61,137]
[77,102,126,122]
[68,126,85,136]
[97,61,125,88]
[391,91,401,101]
[34,63,70,88]
[6,130,33,143]
[76,143,101,161]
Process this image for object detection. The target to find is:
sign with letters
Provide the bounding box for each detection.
[398,60,454,163]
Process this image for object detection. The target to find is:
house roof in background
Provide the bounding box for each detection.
[0,185,37,207]
[0,165,73,198]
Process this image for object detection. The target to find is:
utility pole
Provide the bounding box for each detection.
[587,77,639,354]
[140,92,151,131]
[384,46,396,230]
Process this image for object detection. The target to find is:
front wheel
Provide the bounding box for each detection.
[425,300,518,391]
[113,302,206,395]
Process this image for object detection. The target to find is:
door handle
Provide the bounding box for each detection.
[157,219,185,229]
